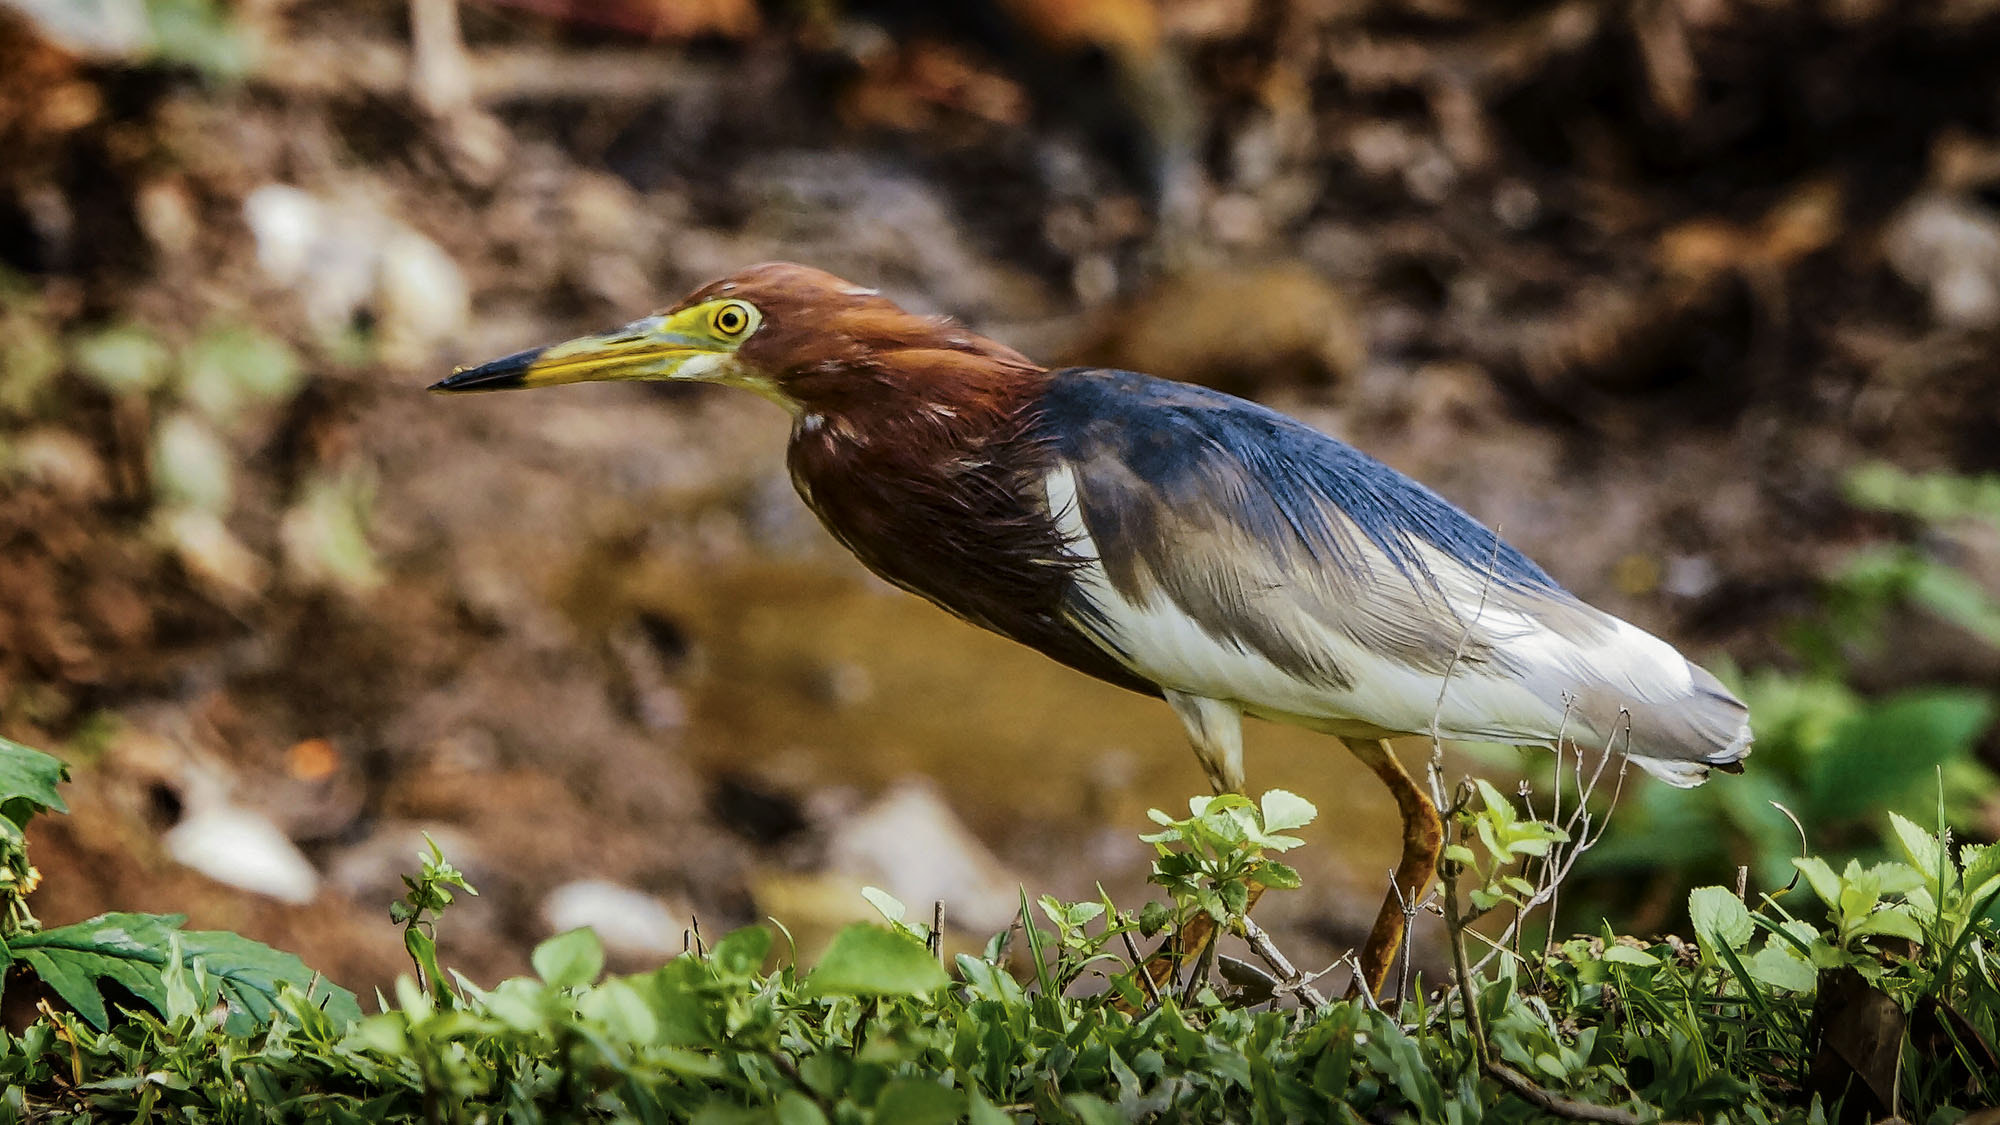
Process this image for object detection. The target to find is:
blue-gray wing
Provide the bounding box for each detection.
[1036,368,1749,785]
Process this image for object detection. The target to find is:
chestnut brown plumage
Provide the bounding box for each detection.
[435,262,1751,999]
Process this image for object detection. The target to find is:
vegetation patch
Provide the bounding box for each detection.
[4,735,1998,1123]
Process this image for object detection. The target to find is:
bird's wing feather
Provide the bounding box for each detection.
[1036,368,1749,784]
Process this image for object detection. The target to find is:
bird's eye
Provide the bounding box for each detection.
[711,301,753,337]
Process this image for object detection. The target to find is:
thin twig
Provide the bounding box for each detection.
[1119,926,1165,1011]
[1468,717,1632,979]
[1384,870,1427,1003]
[1438,781,1489,1062]
[1240,917,1330,1009]
[1330,952,1384,1014]
[1483,1060,1651,1125]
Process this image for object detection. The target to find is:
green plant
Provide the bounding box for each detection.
[6,726,2000,1123]
[390,834,477,1007]
[0,737,358,1037]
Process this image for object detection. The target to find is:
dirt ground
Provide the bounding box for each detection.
[5,0,2000,996]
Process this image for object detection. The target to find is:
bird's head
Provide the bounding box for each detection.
[431,262,1041,415]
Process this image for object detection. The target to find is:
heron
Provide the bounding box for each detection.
[433,261,1751,996]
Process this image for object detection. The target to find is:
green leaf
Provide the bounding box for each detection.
[1887,812,1944,886]
[176,927,362,1034]
[577,978,658,1043]
[1747,943,1817,993]
[1807,691,1992,822]
[1064,1093,1128,1125]
[861,886,908,924]
[1850,908,1923,944]
[638,958,718,1046]
[1865,861,1924,898]
[0,735,68,825]
[11,912,354,1033]
[872,1078,961,1125]
[1219,880,1250,917]
[968,1089,1013,1125]
[1688,887,1754,953]
[1473,778,1515,819]
[1962,843,2000,896]
[1066,901,1105,927]
[1794,857,1843,910]
[151,413,234,513]
[805,924,948,997]
[775,1092,829,1125]
[71,324,172,395]
[531,928,605,989]
[179,323,302,422]
[712,925,773,977]
[691,1104,775,1125]
[1601,944,1659,967]
[1259,789,1317,833]
[1258,861,1302,890]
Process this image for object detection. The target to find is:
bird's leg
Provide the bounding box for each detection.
[1341,737,1443,1001]
[1132,694,1260,999]
[1165,691,1246,796]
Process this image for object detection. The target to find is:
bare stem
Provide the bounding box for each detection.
[1239,917,1330,1009]
[1119,926,1165,1011]
[1483,1059,1651,1125]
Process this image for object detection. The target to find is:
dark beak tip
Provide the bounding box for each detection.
[431,346,543,393]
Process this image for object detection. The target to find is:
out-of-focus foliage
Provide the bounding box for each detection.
[1587,463,2000,894]
[0,286,380,603]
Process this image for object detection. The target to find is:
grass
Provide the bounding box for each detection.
[4,734,1998,1123]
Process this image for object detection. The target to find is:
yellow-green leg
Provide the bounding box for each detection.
[1341,737,1443,999]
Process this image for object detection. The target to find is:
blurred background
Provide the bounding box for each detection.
[4,0,2000,997]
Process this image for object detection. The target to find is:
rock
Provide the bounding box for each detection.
[150,412,233,514]
[278,469,384,598]
[1883,193,2000,331]
[8,428,107,501]
[163,802,319,906]
[242,183,469,366]
[152,508,268,605]
[375,226,471,368]
[540,880,687,961]
[824,779,1018,934]
[243,185,379,335]
[6,0,150,59]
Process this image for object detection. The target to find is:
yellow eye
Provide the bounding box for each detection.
[711,301,753,337]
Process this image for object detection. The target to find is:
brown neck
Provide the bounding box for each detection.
[783,347,1048,424]
[743,299,1048,421]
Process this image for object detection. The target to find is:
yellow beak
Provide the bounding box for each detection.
[429,316,714,393]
